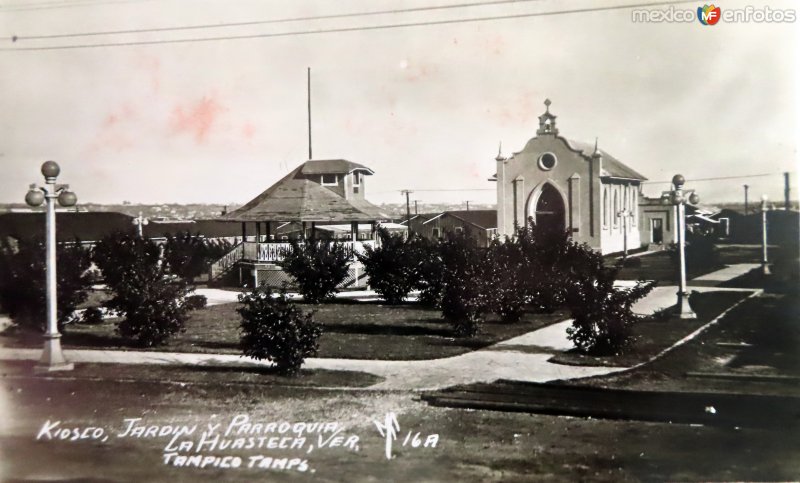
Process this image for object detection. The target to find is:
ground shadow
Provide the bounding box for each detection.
[321,322,452,337]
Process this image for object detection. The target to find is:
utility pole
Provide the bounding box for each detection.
[464,200,471,211]
[401,190,413,233]
[761,195,770,275]
[743,184,749,215]
[413,200,419,215]
[785,172,791,210]
[307,67,312,160]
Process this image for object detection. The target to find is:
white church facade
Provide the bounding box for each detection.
[492,100,648,255]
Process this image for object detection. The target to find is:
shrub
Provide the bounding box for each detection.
[515,222,573,313]
[81,306,105,325]
[412,236,445,307]
[563,244,654,355]
[0,237,91,332]
[485,238,528,322]
[769,243,800,293]
[185,294,208,310]
[163,232,233,283]
[439,233,490,337]
[162,232,209,282]
[278,240,351,304]
[358,229,420,304]
[622,256,642,268]
[238,286,322,376]
[668,232,720,269]
[93,233,191,347]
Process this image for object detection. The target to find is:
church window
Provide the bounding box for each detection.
[538,152,557,171]
[602,187,608,228]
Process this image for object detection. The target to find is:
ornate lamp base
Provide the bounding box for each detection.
[34,334,74,373]
[676,291,696,319]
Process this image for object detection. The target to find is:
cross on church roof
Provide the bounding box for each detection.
[537,98,558,136]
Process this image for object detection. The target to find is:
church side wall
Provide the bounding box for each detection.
[599,181,643,254]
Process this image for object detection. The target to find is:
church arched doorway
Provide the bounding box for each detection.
[533,183,566,235]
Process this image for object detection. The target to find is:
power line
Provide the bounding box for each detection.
[373,188,495,194]
[9,0,550,40]
[642,172,783,184]
[374,173,785,194]
[0,0,155,12]
[2,0,697,52]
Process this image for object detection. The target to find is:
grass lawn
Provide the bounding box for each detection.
[0,360,382,388]
[614,250,724,282]
[567,292,800,396]
[3,302,567,361]
[549,290,752,367]
[3,357,798,481]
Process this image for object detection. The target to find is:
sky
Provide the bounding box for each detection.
[0,0,797,208]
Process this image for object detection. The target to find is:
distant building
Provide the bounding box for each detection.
[0,212,253,243]
[492,100,647,254]
[638,196,677,247]
[406,209,497,247]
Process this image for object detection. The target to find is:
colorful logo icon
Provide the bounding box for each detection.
[697,4,722,25]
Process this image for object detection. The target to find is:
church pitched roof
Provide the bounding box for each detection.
[564,139,648,181]
[220,163,386,223]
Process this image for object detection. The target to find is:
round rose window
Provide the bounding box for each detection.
[538,153,557,170]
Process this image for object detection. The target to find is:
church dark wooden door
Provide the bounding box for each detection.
[534,184,566,234]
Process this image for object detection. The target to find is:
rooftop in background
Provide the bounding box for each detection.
[439,209,497,229]
[299,159,375,176]
[0,212,257,242]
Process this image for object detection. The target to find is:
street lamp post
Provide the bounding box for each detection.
[133,212,149,237]
[616,209,634,260]
[661,174,700,319]
[761,195,770,275]
[25,161,78,372]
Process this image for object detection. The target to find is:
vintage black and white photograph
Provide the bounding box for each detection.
[0,0,798,481]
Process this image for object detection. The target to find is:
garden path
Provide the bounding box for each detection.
[0,284,758,391]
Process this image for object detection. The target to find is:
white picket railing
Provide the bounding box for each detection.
[209,243,244,279]
[211,240,379,278]
[245,240,378,262]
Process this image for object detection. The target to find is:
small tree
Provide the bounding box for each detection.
[163,232,233,284]
[93,232,191,347]
[563,242,654,355]
[412,236,445,307]
[668,232,720,270]
[238,286,322,376]
[358,229,420,304]
[485,238,528,322]
[439,233,490,337]
[278,240,350,304]
[517,222,572,313]
[0,237,91,331]
[162,232,210,283]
